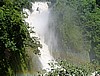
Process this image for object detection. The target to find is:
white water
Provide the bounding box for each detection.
[18,2,97,76]
[24,2,54,71]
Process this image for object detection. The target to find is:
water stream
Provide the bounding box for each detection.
[25,2,54,71]
[16,2,97,76]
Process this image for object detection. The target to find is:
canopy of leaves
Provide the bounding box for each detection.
[51,0,100,65]
[74,0,100,65]
[39,60,99,76]
[0,0,40,75]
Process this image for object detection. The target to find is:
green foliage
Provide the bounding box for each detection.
[76,0,100,64]
[49,0,91,64]
[51,0,100,65]
[41,60,95,76]
[0,0,40,76]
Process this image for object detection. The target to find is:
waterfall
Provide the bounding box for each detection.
[16,2,97,76]
[24,2,55,71]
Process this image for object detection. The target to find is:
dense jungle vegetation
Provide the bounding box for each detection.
[50,0,100,64]
[45,0,100,75]
[0,0,40,75]
[0,0,100,76]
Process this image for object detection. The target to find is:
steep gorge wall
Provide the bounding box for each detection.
[45,0,90,64]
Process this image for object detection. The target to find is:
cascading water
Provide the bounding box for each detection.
[17,2,96,76]
[24,2,55,71]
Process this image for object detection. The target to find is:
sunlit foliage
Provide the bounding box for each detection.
[0,0,40,75]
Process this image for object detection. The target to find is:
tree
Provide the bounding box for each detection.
[0,0,40,75]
